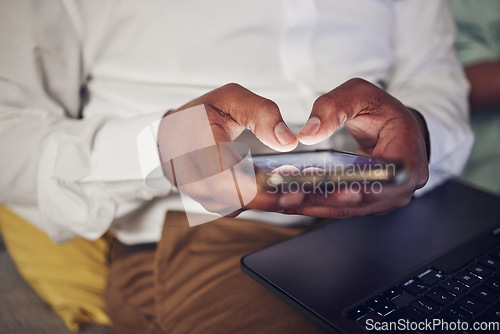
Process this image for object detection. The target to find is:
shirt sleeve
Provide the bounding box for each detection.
[387,0,474,194]
[0,1,171,243]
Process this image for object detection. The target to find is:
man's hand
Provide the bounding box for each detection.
[158,79,429,219]
[157,83,303,216]
[289,78,430,218]
[173,83,298,151]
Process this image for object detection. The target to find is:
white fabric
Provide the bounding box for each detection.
[0,0,473,244]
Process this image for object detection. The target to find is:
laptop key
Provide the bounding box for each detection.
[365,296,387,310]
[384,306,425,323]
[479,255,500,270]
[442,304,473,321]
[470,286,498,304]
[457,295,487,314]
[346,305,370,321]
[401,278,428,295]
[454,271,481,286]
[382,286,403,301]
[417,268,446,285]
[485,303,500,321]
[375,302,396,317]
[389,291,415,308]
[426,287,455,305]
[484,277,500,293]
[440,278,468,296]
[410,296,440,315]
[467,263,492,278]
[431,236,499,275]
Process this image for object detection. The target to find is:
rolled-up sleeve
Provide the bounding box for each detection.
[387,0,474,194]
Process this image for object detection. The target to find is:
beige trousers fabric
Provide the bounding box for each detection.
[105,211,326,333]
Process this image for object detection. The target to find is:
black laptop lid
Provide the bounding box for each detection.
[241,181,500,333]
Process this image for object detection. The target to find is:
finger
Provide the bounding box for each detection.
[303,186,362,207]
[242,178,305,212]
[181,83,298,151]
[281,205,365,219]
[270,165,301,175]
[306,180,413,212]
[302,166,325,174]
[298,78,384,145]
[276,192,305,208]
[283,193,413,219]
[244,187,283,211]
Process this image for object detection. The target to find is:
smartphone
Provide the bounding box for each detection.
[252,150,407,191]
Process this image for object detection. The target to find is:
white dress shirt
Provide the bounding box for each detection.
[0,0,473,244]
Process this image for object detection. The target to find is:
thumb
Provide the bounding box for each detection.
[298,78,381,145]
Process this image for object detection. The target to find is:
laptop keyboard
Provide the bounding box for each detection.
[345,232,500,333]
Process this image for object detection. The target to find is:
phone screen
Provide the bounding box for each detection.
[253,150,388,172]
[252,150,407,187]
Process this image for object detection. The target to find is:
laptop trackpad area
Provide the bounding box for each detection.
[243,231,402,323]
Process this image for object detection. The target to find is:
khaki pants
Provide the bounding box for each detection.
[105,211,326,334]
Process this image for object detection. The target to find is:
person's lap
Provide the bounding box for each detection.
[105,211,326,334]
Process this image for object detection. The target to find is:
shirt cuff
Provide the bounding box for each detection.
[410,106,474,195]
[82,110,167,183]
[136,115,171,189]
[39,110,170,243]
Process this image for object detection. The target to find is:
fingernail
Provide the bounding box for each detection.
[274,122,296,146]
[299,116,321,137]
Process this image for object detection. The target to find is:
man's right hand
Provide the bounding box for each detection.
[156,83,303,216]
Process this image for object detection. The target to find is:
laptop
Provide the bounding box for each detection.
[241,181,500,333]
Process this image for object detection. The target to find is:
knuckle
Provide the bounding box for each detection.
[248,98,280,130]
[257,98,279,114]
[346,77,364,86]
[221,82,244,92]
[347,77,371,89]
[346,78,378,97]
[214,83,246,103]
[354,81,384,112]
[345,77,378,96]
[313,93,336,112]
